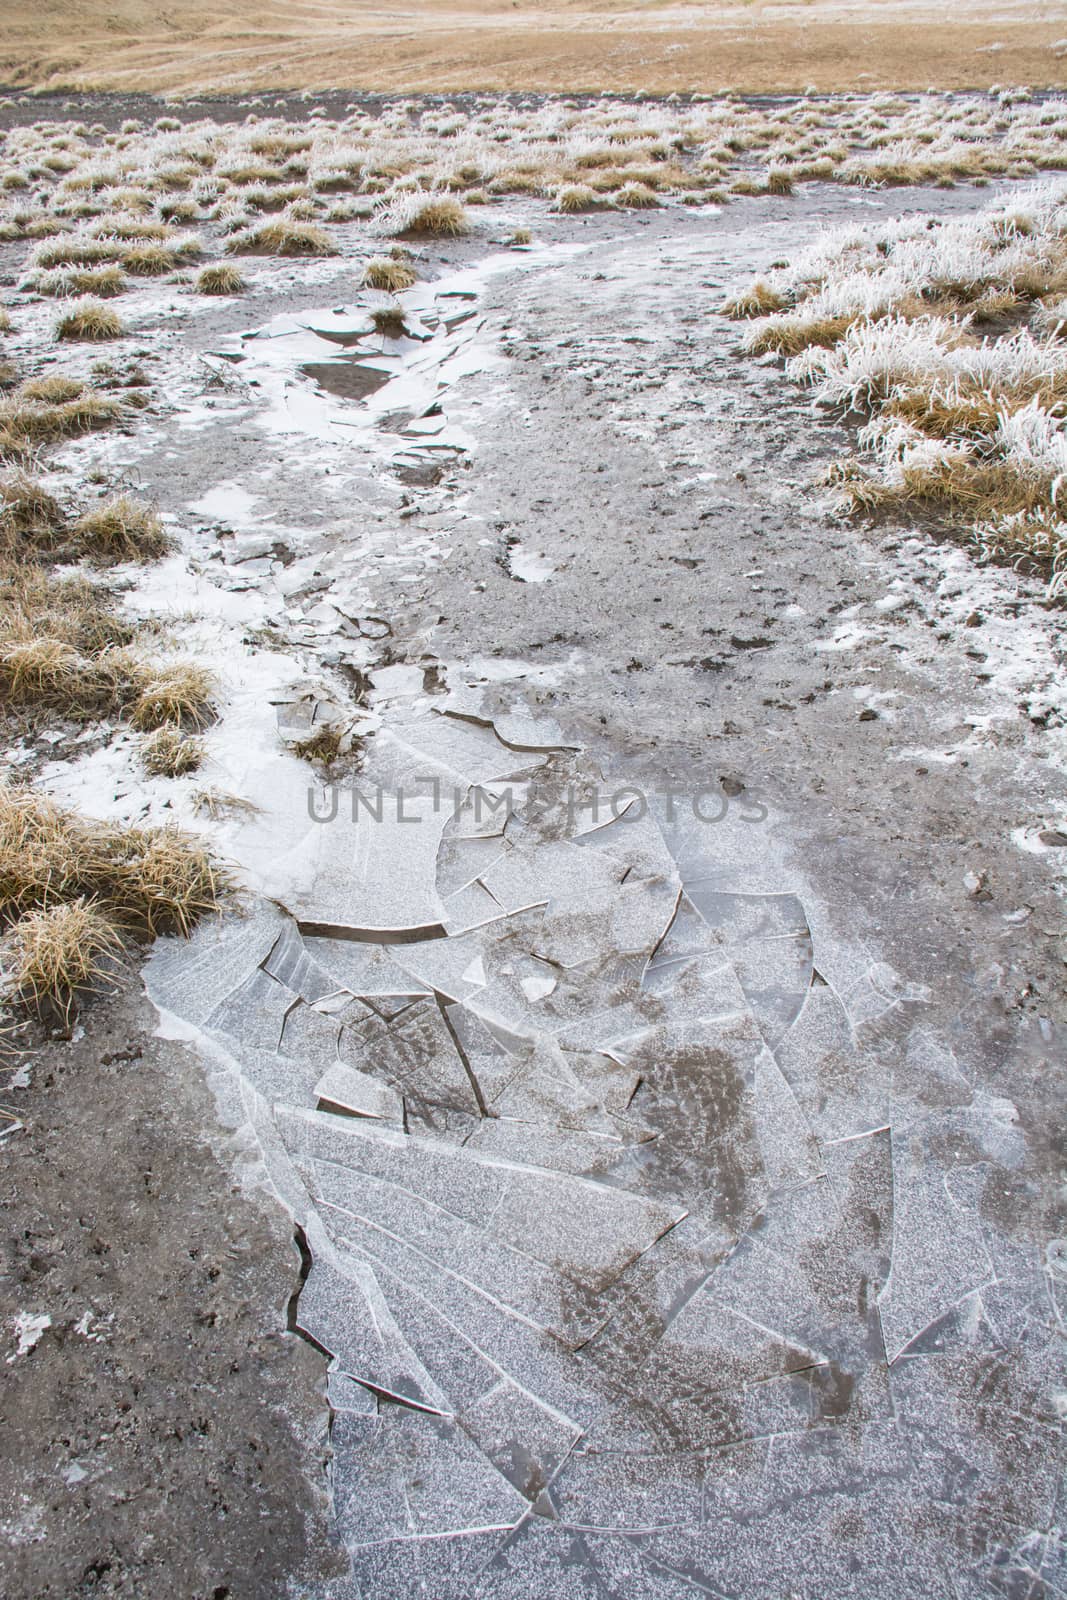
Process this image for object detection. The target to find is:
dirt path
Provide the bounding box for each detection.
[5,180,1065,1596]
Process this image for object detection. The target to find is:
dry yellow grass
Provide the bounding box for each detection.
[0,474,64,546]
[0,896,123,1018]
[0,786,230,933]
[196,263,246,294]
[35,265,126,298]
[34,237,123,269]
[363,256,416,292]
[394,198,469,238]
[0,389,124,456]
[723,280,789,318]
[225,220,337,257]
[844,456,1054,520]
[0,784,231,1013]
[121,242,178,276]
[0,2,1058,95]
[293,724,344,767]
[140,725,205,776]
[744,312,860,357]
[55,299,126,341]
[129,662,215,730]
[70,494,169,562]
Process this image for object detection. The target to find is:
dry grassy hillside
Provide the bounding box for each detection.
[0,0,1064,95]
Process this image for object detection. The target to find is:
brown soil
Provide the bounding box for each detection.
[0,0,1063,95]
[0,977,345,1600]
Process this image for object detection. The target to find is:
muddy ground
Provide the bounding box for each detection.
[0,980,343,1599]
[0,129,1065,1599]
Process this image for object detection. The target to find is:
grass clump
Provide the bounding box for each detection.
[393,197,469,237]
[141,725,205,777]
[34,237,122,269]
[0,383,124,459]
[293,725,344,766]
[615,183,660,209]
[555,185,601,213]
[0,784,232,1015]
[0,897,122,1019]
[225,220,338,257]
[0,564,210,726]
[363,255,416,292]
[370,306,408,338]
[70,495,168,562]
[129,663,215,731]
[55,299,126,342]
[121,243,178,276]
[738,183,1067,588]
[196,263,246,295]
[722,279,788,318]
[34,266,126,299]
[0,474,64,547]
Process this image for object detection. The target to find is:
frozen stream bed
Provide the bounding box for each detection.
[30,184,1067,1598]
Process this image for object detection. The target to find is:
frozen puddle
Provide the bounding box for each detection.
[129,220,1062,1598]
[142,662,1050,1598]
[210,245,585,481]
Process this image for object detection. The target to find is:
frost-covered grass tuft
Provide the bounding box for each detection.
[363,255,416,291]
[196,262,246,294]
[225,220,338,256]
[55,299,126,341]
[731,181,1067,590]
[379,195,470,237]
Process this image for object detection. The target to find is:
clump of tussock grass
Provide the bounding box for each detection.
[17,374,88,405]
[370,306,408,338]
[55,300,126,342]
[121,243,179,276]
[0,563,210,727]
[293,725,345,767]
[736,182,1067,588]
[554,185,602,213]
[0,309,10,334]
[744,311,860,357]
[386,196,469,237]
[33,236,123,270]
[69,495,168,562]
[129,662,215,731]
[0,897,123,1019]
[722,279,789,318]
[0,784,231,1018]
[615,183,661,209]
[0,474,64,549]
[140,725,205,777]
[363,255,416,292]
[195,263,246,295]
[33,265,126,299]
[225,220,338,257]
[0,385,124,459]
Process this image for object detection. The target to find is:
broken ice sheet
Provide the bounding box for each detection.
[280,1107,685,1299]
[332,1406,530,1546]
[143,899,289,1028]
[290,791,451,936]
[314,1061,403,1123]
[877,1118,996,1363]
